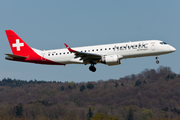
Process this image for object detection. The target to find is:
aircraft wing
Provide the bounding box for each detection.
[64,43,102,64]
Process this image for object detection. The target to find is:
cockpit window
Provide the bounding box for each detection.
[160,42,167,45]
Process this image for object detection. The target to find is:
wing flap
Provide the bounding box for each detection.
[64,43,102,64]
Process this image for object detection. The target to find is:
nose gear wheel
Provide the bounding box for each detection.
[155,56,159,64]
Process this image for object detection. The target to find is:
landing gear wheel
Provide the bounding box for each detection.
[156,60,159,64]
[155,56,159,64]
[89,66,96,72]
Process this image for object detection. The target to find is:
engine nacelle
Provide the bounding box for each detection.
[101,55,123,66]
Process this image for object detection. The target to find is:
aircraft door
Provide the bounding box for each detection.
[41,53,46,61]
[151,42,155,51]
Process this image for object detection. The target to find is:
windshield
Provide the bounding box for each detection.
[160,42,167,45]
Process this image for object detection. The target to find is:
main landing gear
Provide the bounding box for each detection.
[155,56,159,64]
[89,64,96,72]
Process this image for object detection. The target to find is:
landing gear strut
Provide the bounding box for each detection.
[155,56,159,64]
[89,64,96,72]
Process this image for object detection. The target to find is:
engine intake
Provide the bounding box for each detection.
[101,55,123,66]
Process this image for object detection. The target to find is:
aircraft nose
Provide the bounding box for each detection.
[169,46,176,52]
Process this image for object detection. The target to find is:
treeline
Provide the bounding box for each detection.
[0,66,180,120]
[0,78,60,87]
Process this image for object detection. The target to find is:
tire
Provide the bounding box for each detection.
[156,60,159,64]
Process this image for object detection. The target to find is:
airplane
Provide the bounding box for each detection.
[5,30,176,72]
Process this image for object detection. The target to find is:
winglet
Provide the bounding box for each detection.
[64,43,76,52]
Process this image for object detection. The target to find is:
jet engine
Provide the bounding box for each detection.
[101,55,123,66]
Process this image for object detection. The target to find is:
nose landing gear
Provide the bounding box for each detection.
[155,56,159,64]
[89,64,96,72]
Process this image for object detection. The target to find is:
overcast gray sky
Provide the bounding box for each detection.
[0,0,179,82]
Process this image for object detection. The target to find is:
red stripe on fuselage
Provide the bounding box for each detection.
[11,50,65,65]
[26,51,65,65]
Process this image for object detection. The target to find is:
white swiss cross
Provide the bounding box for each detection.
[12,39,24,51]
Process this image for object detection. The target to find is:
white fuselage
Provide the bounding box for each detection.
[33,40,176,65]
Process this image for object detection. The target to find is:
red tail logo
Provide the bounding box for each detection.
[12,39,24,51]
[5,30,33,56]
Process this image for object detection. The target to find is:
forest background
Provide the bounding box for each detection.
[0,66,180,120]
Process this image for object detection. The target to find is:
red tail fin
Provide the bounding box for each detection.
[5,30,33,56]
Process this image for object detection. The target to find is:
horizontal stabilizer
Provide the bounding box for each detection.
[5,53,27,60]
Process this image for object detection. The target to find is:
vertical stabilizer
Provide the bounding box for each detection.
[5,30,33,56]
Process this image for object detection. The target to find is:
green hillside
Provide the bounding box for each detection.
[0,66,180,120]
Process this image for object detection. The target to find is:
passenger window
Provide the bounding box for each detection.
[48,54,50,56]
[92,49,94,52]
[96,49,98,51]
[52,54,54,56]
[109,48,111,50]
[67,52,69,54]
[59,53,61,55]
[100,49,102,51]
[105,48,107,50]
[63,52,65,54]
[56,53,58,55]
